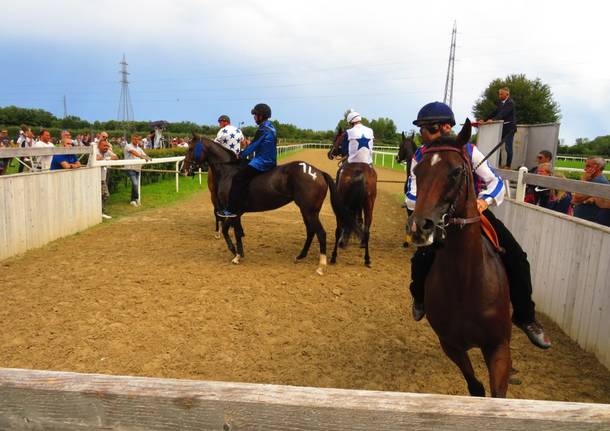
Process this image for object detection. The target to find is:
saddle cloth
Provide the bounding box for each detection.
[480,211,502,253]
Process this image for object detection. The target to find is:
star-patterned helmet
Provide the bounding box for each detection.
[251,103,272,120]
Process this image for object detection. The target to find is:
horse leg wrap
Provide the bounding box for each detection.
[231,255,241,264]
[316,254,327,276]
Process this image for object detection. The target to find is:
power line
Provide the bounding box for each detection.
[117,54,134,122]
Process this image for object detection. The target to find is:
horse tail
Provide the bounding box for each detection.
[346,170,366,212]
[322,172,358,236]
[344,170,366,237]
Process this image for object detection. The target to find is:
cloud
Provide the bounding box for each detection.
[1,0,609,142]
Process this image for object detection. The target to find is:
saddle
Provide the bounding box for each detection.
[479,211,503,254]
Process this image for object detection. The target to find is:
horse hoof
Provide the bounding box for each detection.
[402,242,409,248]
[214,232,221,240]
[294,255,306,262]
[231,255,241,264]
[316,267,324,276]
[365,262,372,268]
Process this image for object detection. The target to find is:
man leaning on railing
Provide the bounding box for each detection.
[571,156,610,226]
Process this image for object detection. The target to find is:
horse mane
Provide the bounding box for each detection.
[193,136,238,162]
[428,135,461,149]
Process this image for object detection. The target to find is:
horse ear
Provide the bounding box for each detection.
[456,118,471,147]
[401,131,405,139]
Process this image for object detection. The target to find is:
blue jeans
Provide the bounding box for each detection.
[500,132,515,167]
[126,170,140,201]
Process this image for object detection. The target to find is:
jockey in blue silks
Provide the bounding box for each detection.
[407,101,551,350]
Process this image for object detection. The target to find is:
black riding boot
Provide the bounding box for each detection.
[484,209,550,348]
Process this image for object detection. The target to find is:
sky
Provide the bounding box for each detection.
[1,0,609,144]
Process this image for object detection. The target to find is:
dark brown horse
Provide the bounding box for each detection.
[327,129,377,267]
[182,135,349,275]
[409,120,512,397]
[396,131,418,247]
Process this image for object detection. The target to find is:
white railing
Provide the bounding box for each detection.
[277,143,406,171]
[90,156,185,200]
[556,155,610,163]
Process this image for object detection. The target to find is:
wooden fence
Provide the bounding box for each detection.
[0,167,101,261]
[492,200,610,369]
[0,368,609,430]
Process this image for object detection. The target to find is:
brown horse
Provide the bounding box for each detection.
[182,135,350,275]
[327,129,377,267]
[396,131,418,247]
[409,120,512,397]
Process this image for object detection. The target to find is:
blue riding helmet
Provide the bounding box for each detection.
[413,102,456,126]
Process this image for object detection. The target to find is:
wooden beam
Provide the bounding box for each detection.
[0,368,609,430]
[0,147,93,157]
[523,172,610,199]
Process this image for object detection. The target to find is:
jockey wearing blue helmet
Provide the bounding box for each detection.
[413,101,456,127]
[407,101,551,350]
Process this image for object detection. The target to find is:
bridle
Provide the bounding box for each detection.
[185,139,239,175]
[419,145,480,240]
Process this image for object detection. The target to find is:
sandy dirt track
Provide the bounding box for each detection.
[1,149,609,402]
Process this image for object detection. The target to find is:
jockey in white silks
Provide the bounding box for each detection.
[341,111,374,164]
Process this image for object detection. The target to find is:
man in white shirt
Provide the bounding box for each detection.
[124,134,152,206]
[94,139,118,219]
[33,130,55,170]
[214,115,244,156]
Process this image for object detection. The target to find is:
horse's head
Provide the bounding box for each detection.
[181,133,207,176]
[327,128,345,160]
[397,131,417,163]
[410,119,474,246]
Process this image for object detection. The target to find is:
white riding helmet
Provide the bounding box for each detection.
[346,111,362,124]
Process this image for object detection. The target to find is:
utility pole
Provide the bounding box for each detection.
[443,21,457,108]
[117,54,134,122]
[63,95,68,118]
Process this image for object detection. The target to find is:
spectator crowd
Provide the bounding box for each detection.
[1,125,608,227]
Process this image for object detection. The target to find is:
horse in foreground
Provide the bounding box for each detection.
[327,130,377,267]
[409,120,512,397]
[182,136,347,275]
[396,131,418,247]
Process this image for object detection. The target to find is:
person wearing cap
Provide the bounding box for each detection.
[217,103,277,218]
[214,115,245,156]
[406,101,551,350]
[331,110,375,183]
[343,110,374,161]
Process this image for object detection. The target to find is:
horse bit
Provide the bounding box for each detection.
[422,146,481,241]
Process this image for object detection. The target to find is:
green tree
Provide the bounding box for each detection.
[369,117,397,143]
[472,74,561,125]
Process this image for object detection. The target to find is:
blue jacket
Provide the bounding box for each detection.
[240,120,277,171]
